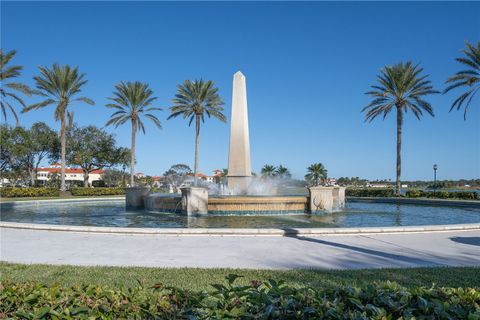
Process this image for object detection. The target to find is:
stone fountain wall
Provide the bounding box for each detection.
[129,186,345,215]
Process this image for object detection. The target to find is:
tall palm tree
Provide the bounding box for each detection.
[363,61,438,195]
[444,41,480,120]
[168,79,225,185]
[22,64,94,192]
[276,165,291,179]
[0,49,35,125]
[105,81,162,187]
[305,163,328,186]
[260,164,277,179]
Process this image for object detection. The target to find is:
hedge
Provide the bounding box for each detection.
[406,189,479,200]
[0,187,59,198]
[1,276,479,319]
[70,187,125,196]
[346,188,395,197]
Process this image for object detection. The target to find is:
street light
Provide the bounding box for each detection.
[433,164,438,197]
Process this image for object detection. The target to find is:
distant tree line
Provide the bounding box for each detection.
[0,122,130,187]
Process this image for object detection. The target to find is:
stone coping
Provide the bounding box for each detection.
[348,197,480,208]
[1,221,478,236]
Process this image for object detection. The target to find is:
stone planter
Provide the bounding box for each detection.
[125,186,151,209]
[180,187,208,215]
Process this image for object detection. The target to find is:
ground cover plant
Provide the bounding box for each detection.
[69,187,125,196]
[1,274,479,319]
[0,187,59,198]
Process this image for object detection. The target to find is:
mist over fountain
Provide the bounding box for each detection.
[126,71,345,215]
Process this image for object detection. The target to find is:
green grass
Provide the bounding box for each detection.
[1,263,478,291]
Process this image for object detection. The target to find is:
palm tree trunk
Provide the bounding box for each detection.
[130,120,136,187]
[83,171,89,187]
[60,113,66,192]
[194,115,200,186]
[30,170,35,187]
[396,106,403,195]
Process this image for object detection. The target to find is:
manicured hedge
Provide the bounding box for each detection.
[1,276,479,319]
[0,187,59,198]
[70,187,125,196]
[346,188,395,197]
[406,189,479,200]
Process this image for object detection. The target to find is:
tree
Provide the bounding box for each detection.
[0,49,35,125]
[363,61,438,195]
[276,165,292,180]
[0,123,58,186]
[102,168,129,187]
[105,81,161,187]
[28,122,60,185]
[22,64,94,191]
[260,164,277,179]
[305,163,328,186]
[163,164,192,191]
[0,124,13,172]
[444,41,480,120]
[67,125,129,187]
[217,168,228,184]
[168,79,226,185]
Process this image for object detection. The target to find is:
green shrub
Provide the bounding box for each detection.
[70,187,125,196]
[346,188,395,197]
[405,189,422,198]
[405,189,479,200]
[0,187,59,198]
[1,276,479,319]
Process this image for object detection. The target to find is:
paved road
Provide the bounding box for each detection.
[1,228,479,269]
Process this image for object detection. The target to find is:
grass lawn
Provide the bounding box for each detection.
[1,263,479,291]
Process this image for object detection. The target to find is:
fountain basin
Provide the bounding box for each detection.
[208,196,308,214]
[144,194,309,214]
[140,186,345,215]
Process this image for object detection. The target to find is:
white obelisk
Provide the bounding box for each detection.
[227,71,252,193]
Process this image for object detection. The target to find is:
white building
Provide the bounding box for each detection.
[36,163,104,185]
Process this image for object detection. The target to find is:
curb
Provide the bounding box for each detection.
[1,221,479,236]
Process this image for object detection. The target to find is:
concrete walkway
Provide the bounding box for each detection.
[1,228,479,269]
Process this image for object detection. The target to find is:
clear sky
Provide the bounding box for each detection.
[2,1,479,180]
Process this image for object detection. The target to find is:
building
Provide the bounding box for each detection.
[36,163,104,185]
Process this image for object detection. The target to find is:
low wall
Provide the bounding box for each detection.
[144,193,182,213]
[208,196,308,214]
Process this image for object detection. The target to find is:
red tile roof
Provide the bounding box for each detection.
[36,167,105,174]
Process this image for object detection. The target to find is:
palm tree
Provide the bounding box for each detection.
[363,61,438,195]
[105,81,162,187]
[168,79,225,185]
[22,64,94,192]
[0,49,35,125]
[305,163,328,186]
[260,164,277,179]
[444,41,480,120]
[276,165,291,180]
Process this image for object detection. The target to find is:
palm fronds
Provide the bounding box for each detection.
[444,41,480,120]
[0,49,35,125]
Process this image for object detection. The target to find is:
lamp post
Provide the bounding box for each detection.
[433,164,438,197]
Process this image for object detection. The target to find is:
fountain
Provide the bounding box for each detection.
[126,71,345,215]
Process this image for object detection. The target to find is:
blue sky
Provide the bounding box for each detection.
[2,1,479,180]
